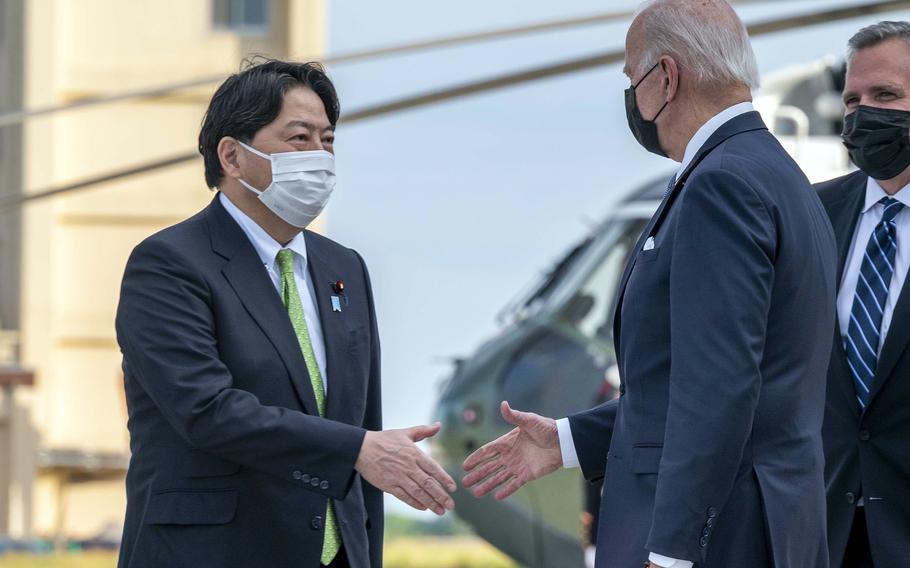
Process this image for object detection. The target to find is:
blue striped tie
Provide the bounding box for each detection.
[846,197,905,409]
[664,176,676,199]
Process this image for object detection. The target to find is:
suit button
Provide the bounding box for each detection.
[846,492,856,504]
[292,470,302,480]
[706,517,715,527]
[707,507,718,518]
[859,430,870,441]
[311,516,323,530]
[702,527,710,537]
[320,481,330,490]
[301,474,311,484]
[699,537,709,547]
[311,478,321,487]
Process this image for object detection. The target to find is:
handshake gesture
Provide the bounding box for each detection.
[355,422,456,516]
[356,402,561,515]
[462,401,563,499]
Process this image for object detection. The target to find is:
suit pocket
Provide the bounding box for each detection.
[636,247,661,264]
[631,445,663,474]
[146,489,237,525]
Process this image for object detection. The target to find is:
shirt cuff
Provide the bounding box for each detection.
[556,418,579,469]
[649,552,693,568]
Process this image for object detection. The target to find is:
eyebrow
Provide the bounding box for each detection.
[843,83,905,101]
[284,120,335,132]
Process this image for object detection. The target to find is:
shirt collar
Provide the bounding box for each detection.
[676,101,755,181]
[864,176,910,214]
[218,192,309,272]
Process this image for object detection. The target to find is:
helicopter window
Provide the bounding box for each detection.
[524,238,594,308]
[497,219,646,419]
[497,330,608,419]
[557,219,646,340]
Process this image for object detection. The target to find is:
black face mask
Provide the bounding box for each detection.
[842,105,910,181]
[625,61,670,158]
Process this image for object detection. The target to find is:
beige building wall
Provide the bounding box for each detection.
[12,0,327,540]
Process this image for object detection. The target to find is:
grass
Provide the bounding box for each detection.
[0,537,519,568]
[384,537,518,568]
[0,553,115,568]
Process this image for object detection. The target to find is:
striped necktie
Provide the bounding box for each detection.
[276,249,341,565]
[664,175,676,199]
[845,197,905,409]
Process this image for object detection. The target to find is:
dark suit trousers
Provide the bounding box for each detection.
[844,508,874,568]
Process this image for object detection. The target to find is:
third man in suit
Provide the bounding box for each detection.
[816,21,910,567]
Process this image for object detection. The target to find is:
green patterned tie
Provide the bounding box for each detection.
[276,249,341,565]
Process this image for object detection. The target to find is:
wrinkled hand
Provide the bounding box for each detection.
[355,422,456,516]
[462,401,562,500]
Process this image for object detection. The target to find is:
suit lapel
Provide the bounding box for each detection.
[206,197,320,416]
[823,174,866,415]
[869,257,910,404]
[611,111,768,360]
[305,232,357,423]
[827,175,866,282]
[611,183,673,357]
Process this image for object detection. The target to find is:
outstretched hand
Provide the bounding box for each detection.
[355,422,456,516]
[462,401,562,500]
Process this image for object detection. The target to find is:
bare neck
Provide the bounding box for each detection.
[665,87,752,162]
[879,167,910,195]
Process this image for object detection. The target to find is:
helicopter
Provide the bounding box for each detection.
[430,55,855,568]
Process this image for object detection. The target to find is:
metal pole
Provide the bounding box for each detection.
[0,383,13,535]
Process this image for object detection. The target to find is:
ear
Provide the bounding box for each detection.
[218,137,243,180]
[659,55,681,103]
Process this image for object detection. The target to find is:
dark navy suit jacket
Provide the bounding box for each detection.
[568,112,837,567]
[115,196,383,568]
[816,171,910,564]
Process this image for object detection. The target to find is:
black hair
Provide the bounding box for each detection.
[198,57,340,189]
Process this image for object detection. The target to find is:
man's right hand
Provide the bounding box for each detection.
[355,422,456,516]
[462,401,562,500]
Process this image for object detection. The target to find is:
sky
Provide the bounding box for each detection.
[320,0,910,519]
[322,0,910,441]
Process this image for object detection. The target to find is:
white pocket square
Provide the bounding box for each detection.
[643,236,656,251]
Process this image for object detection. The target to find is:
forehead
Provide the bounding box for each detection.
[623,27,645,76]
[846,39,910,90]
[274,85,330,126]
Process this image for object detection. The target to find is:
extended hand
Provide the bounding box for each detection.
[355,422,456,516]
[462,401,562,500]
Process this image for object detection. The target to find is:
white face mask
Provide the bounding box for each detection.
[237,141,336,229]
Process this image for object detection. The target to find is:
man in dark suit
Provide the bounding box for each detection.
[115,60,456,568]
[816,22,910,567]
[463,2,837,567]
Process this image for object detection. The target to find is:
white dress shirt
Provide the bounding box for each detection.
[837,177,910,352]
[555,102,756,568]
[219,192,329,394]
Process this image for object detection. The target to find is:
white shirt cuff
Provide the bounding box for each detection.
[649,552,693,568]
[556,417,579,469]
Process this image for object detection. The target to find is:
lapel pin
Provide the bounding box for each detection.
[331,280,345,312]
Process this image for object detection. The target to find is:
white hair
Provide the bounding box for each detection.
[634,0,760,91]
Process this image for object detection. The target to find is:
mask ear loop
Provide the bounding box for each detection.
[237,140,271,160]
[237,178,264,196]
[236,141,271,195]
[633,60,671,122]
